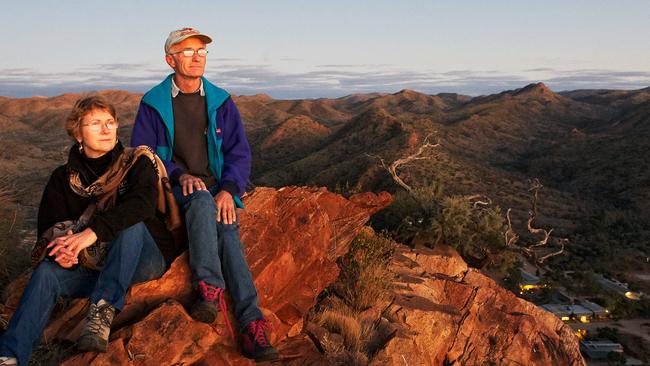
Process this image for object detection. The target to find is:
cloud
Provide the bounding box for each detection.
[537,69,650,91]
[1,62,649,99]
[81,63,150,71]
[315,63,391,69]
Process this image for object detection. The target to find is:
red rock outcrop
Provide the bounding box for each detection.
[2,186,391,365]
[288,235,585,365]
[2,188,586,365]
[367,244,586,366]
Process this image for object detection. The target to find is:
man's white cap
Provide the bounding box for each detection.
[165,27,212,54]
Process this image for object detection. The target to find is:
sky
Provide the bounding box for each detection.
[1,0,649,99]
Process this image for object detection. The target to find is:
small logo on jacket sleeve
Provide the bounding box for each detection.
[216,128,222,134]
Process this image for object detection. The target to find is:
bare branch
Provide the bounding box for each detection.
[504,179,566,264]
[525,178,554,248]
[365,153,389,171]
[536,238,567,263]
[467,194,492,209]
[366,133,440,196]
[504,208,519,248]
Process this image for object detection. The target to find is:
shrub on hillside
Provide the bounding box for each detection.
[334,231,395,311]
[375,182,519,276]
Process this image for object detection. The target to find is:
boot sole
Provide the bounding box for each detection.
[190,302,218,323]
[77,334,108,353]
[243,348,280,362]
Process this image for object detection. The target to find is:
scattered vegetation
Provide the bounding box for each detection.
[317,308,362,352]
[369,136,566,276]
[0,177,28,291]
[333,231,395,311]
[313,304,397,366]
[334,180,364,198]
[310,231,397,365]
[374,181,519,277]
[554,208,650,276]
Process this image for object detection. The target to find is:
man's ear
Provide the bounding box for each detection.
[165,54,176,68]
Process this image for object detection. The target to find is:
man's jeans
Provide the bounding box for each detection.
[173,185,262,331]
[0,222,165,366]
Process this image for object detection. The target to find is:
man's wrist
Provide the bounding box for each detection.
[219,181,238,196]
[170,168,186,185]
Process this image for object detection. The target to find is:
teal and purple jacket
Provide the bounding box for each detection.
[131,74,250,208]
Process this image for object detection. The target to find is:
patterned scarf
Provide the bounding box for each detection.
[31,146,181,270]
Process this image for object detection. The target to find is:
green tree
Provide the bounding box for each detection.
[378,181,518,276]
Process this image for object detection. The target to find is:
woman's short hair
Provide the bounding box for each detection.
[65,96,117,141]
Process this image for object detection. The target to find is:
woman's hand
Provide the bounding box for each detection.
[48,227,98,260]
[54,244,78,268]
[46,229,78,268]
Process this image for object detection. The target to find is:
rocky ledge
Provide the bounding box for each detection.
[1,187,585,365]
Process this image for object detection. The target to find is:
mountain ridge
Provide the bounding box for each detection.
[0,82,648,272]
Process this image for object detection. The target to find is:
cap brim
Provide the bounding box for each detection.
[184,34,212,44]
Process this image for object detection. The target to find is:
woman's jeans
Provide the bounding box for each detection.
[172,185,263,332]
[0,222,165,366]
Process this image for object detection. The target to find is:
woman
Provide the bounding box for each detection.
[0,96,177,366]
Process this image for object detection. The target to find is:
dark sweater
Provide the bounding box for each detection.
[37,142,177,263]
[171,91,217,187]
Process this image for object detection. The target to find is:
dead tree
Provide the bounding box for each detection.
[505,179,566,264]
[366,132,442,213]
[368,135,489,263]
[367,136,565,267]
[365,132,440,199]
[366,133,441,243]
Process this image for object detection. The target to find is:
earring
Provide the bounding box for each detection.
[78,142,84,153]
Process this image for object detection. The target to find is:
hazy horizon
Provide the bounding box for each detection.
[2,0,649,99]
[3,81,649,102]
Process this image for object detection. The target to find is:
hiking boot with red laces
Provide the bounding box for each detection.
[191,280,223,323]
[191,280,236,339]
[241,318,279,362]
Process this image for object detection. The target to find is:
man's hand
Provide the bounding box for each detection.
[48,227,98,259]
[179,173,207,196]
[214,190,236,224]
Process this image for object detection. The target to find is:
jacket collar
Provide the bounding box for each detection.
[141,74,231,156]
[171,77,205,97]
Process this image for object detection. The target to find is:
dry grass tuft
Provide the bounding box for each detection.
[310,231,399,364]
[317,308,362,352]
[0,177,29,291]
[0,177,15,207]
[335,231,395,311]
[331,350,368,366]
[312,305,398,364]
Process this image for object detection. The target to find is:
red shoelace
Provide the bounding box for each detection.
[247,318,273,347]
[198,280,235,339]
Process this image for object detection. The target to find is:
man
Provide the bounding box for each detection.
[131,28,277,362]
